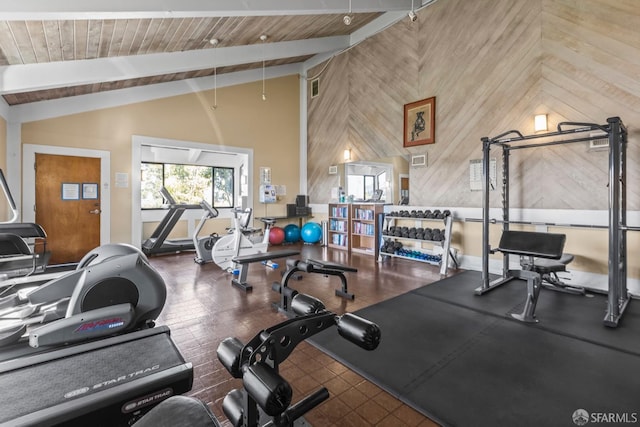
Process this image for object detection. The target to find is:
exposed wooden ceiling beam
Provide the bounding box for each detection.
[0,36,348,94]
[0,0,413,20]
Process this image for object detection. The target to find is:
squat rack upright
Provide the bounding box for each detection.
[475,116,630,327]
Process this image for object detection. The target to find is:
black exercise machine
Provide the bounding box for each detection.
[216,292,380,427]
[476,117,631,327]
[134,293,380,427]
[521,253,583,295]
[133,396,220,427]
[230,250,300,292]
[0,243,166,361]
[0,326,193,427]
[142,187,202,256]
[272,259,357,314]
[0,224,50,279]
[490,230,567,323]
[0,168,51,278]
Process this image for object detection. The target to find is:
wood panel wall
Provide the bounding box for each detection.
[307,0,640,211]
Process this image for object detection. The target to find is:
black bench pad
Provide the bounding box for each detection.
[497,230,565,259]
[232,249,300,264]
[307,259,357,273]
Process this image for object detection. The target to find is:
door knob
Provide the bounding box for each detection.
[89,209,102,215]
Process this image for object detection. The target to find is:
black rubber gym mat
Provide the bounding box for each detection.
[416,270,640,356]
[310,272,640,427]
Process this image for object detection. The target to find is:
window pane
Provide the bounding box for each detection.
[347,175,364,200]
[364,175,375,200]
[164,164,212,205]
[141,163,164,209]
[141,162,235,209]
[214,168,234,207]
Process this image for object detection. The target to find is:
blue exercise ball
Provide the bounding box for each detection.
[301,222,322,244]
[283,224,301,243]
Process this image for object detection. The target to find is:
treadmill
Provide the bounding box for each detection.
[141,188,202,256]
[0,326,193,427]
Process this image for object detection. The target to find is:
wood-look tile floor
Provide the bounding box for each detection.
[151,243,446,426]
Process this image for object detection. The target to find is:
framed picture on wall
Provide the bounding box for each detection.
[403,97,436,147]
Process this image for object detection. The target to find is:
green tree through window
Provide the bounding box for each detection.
[141,162,234,209]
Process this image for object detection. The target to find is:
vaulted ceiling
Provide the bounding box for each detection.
[0,1,425,106]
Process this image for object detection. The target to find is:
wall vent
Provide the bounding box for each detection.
[589,132,609,150]
[411,154,427,167]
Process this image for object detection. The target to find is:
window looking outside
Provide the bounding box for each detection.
[347,174,377,200]
[141,162,234,209]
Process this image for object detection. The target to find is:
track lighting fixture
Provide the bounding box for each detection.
[260,35,267,101]
[343,0,352,25]
[408,0,417,22]
[209,38,219,109]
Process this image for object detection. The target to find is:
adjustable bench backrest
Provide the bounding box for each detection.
[497,230,566,260]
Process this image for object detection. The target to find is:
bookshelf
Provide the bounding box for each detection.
[350,203,384,256]
[328,203,350,251]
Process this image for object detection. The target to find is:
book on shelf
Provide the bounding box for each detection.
[331,233,348,246]
[353,208,374,220]
[329,219,347,232]
[331,206,349,218]
[352,221,375,236]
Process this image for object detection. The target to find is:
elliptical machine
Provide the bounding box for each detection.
[193,200,220,265]
[0,243,166,358]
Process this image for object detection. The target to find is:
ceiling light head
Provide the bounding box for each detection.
[260,34,268,42]
[408,10,417,22]
[344,0,353,25]
[209,38,219,47]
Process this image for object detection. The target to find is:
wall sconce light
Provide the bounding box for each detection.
[534,114,548,132]
[343,149,351,161]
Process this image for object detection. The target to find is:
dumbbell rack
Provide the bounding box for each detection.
[378,210,454,276]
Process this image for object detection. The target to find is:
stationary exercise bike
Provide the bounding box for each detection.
[0,243,166,358]
[193,199,220,264]
[211,207,277,272]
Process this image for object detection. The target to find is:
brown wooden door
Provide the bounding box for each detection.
[35,154,101,264]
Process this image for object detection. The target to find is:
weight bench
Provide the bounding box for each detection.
[496,230,566,323]
[272,258,357,314]
[231,249,300,291]
[521,253,582,295]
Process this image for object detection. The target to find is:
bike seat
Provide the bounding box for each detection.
[260,217,277,226]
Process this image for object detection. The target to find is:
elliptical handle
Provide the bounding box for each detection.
[199,199,219,218]
[337,313,381,351]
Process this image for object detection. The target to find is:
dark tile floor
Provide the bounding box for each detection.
[151,243,445,426]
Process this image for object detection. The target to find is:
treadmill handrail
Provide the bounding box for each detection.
[0,169,19,224]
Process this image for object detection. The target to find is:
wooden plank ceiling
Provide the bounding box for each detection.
[0,2,406,105]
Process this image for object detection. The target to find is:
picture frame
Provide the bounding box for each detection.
[82,182,99,199]
[61,183,80,200]
[403,97,436,147]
